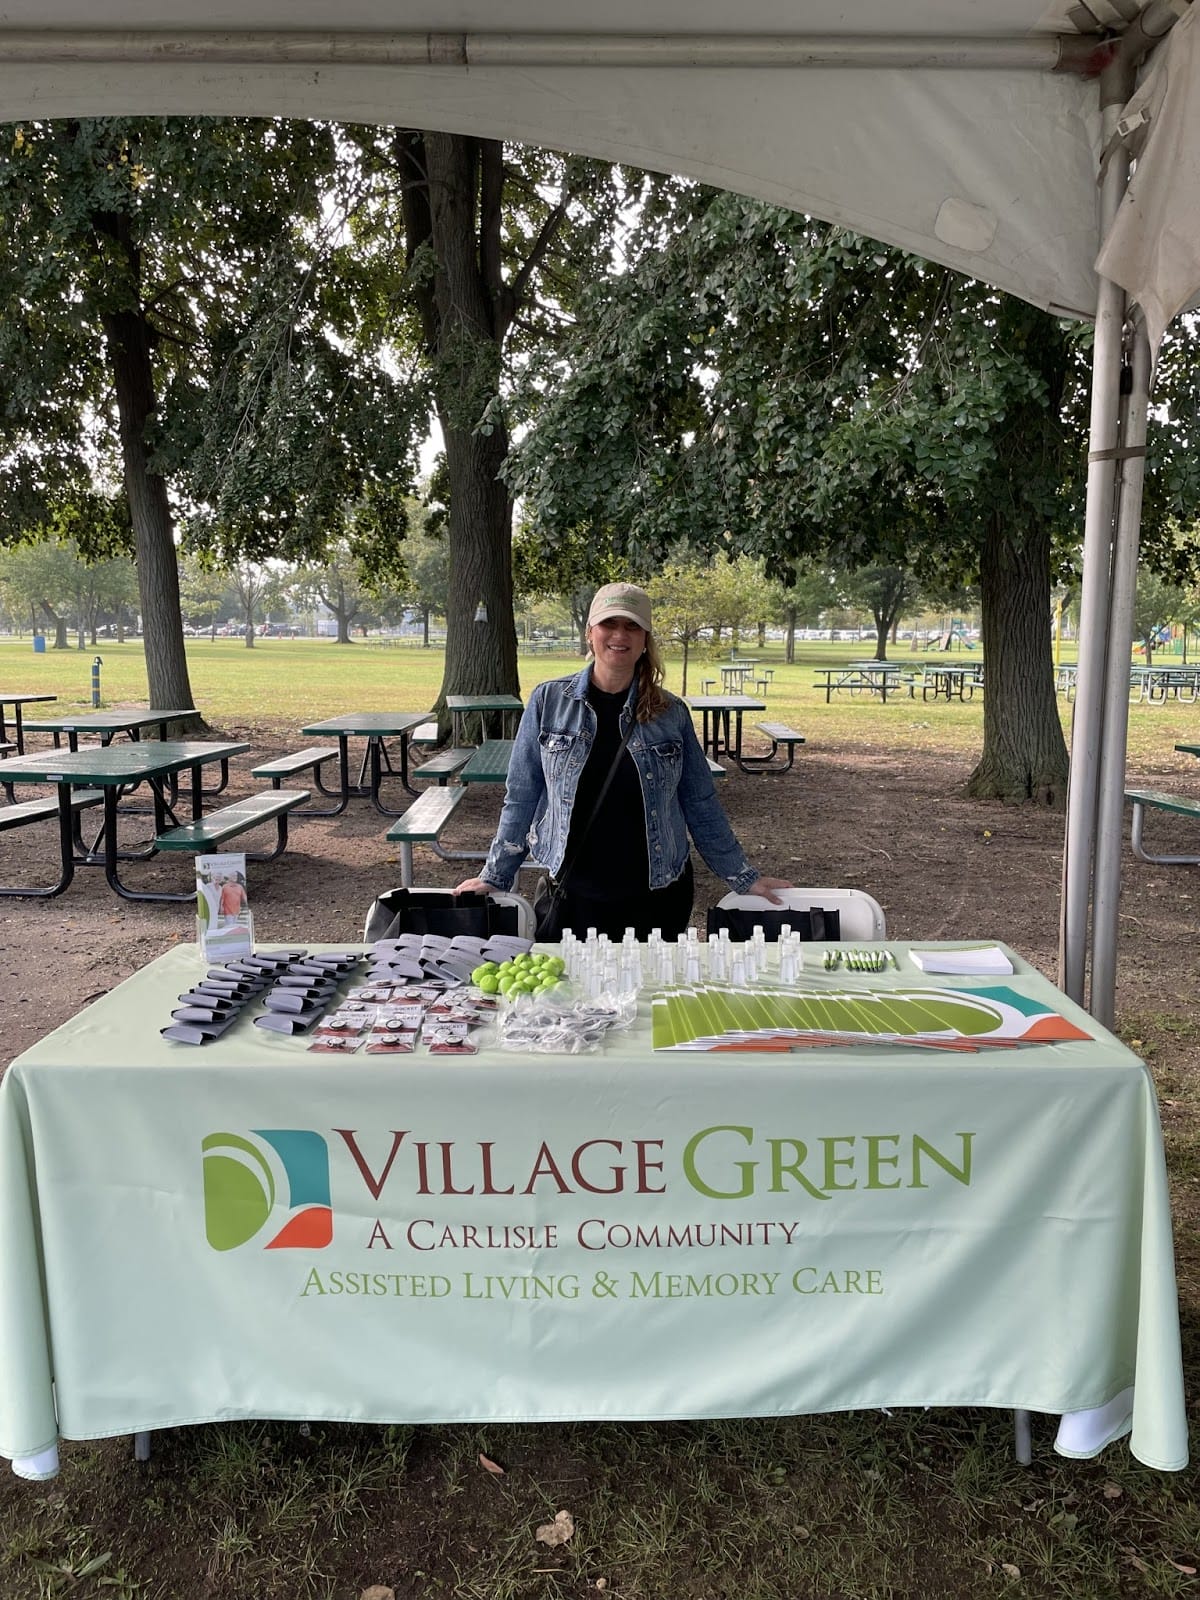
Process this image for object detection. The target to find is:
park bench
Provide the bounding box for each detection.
[707,757,725,778]
[385,784,469,886]
[252,745,341,815]
[737,722,806,775]
[411,721,439,748]
[154,789,310,862]
[414,748,476,785]
[0,741,14,800]
[1125,789,1200,865]
[0,788,105,830]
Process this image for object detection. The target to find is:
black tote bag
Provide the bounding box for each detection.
[705,904,841,942]
[364,888,523,943]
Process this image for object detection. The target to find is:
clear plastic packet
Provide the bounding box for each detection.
[497,990,635,1054]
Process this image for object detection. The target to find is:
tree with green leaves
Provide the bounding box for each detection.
[0,116,414,712]
[512,520,634,653]
[395,505,451,648]
[178,557,234,640]
[346,132,626,714]
[0,540,83,648]
[645,558,722,696]
[289,546,369,646]
[833,565,921,662]
[510,188,1200,804]
[1130,570,1184,668]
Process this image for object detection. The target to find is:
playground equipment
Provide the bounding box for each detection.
[921,621,976,652]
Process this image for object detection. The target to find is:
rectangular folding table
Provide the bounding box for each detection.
[0,942,1186,1480]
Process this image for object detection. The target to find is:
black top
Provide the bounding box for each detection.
[563,682,649,895]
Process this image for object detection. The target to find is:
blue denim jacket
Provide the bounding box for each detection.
[480,667,760,894]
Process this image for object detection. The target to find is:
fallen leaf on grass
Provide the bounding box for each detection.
[1169,1559,1197,1576]
[535,1509,575,1547]
[1000,1563,1021,1579]
[1102,1482,1123,1499]
[478,1452,505,1475]
[360,1588,395,1600]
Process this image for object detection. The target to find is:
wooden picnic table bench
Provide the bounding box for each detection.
[1125,788,1200,864]
[154,789,310,862]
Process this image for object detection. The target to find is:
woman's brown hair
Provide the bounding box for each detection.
[633,632,671,722]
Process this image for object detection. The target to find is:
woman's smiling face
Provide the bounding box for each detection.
[588,615,646,682]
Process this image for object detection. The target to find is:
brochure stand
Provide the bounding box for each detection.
[196,851,254,961]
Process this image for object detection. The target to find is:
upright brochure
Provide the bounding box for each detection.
[196,851,254,961]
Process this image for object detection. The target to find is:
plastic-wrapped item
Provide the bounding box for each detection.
[497,989,638,1053]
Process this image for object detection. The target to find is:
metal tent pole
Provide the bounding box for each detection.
[0,30,1105,72]
[1060,1,1185,1009]
[1059,72,1133,1005]
[1090,323,1152,1026]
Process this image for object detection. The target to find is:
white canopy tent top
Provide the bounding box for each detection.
[0,0,1196,1021]
[0,1,1177,320]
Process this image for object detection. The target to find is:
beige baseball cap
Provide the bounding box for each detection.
[587,582,652,631]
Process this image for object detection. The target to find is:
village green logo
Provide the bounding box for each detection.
[202,1130,333,1251]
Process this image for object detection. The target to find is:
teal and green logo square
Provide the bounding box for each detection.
[202,1130,333,1251]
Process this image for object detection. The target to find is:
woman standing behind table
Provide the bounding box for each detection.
[455,582,789,939]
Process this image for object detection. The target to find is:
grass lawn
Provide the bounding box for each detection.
[3,635,1198,773]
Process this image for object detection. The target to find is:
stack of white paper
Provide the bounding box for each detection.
[909,946,1014,976]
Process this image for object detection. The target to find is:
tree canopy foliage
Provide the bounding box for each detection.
[508,187,1200,802]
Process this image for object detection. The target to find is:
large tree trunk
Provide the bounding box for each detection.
[967,516,1067,805]
[418,131,519,725]
[99,221,198,727]
[440,420,518,718]
[40,601,69,650]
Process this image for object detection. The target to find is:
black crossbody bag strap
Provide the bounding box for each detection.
[544,714,637,906]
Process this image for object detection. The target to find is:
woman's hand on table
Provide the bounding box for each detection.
[743,876,791,904]
[454,876,493,894]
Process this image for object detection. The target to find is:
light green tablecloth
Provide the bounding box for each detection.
[0,944,1187,1474]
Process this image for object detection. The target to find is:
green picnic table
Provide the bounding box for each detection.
[300,710,434,813]
[458,739,514,784]
[0,739,249,901]
[21,707,196,751]
[445,694,524,745]
[0,693,57,754]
